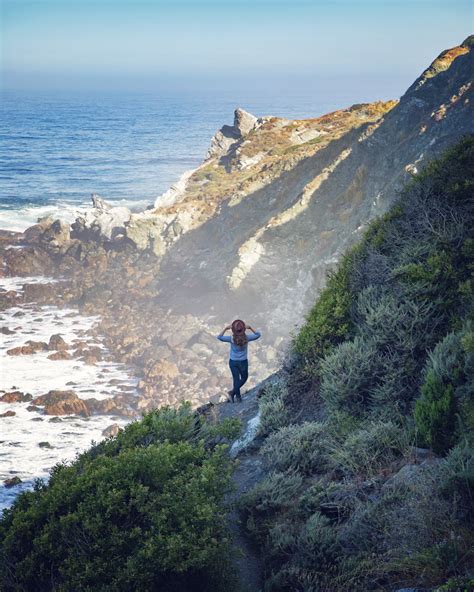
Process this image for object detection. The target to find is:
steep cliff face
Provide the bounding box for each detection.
[137,37,473,341]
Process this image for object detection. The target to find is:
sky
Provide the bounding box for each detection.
[1,0,472,98]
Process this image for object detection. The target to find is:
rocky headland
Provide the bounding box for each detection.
[1,36,473,421]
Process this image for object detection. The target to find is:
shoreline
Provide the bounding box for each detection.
[0,221,275,508]
[0,269,138,510]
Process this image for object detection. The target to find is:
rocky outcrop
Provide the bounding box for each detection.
[32,390,90,417]
[152,37,473,340]
[406,35,471,93]
[72,194,131,240]
[207,108,259,160]
[7,341,48,355]
[3,476,22,488]
[124,102,394,256]
[0,391,32,403]
[48,334,69,351]
[39,219,70,252]
[102,423,121,438]
[47,351,72,360]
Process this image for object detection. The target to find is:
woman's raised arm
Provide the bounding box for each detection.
[217,324,232,338]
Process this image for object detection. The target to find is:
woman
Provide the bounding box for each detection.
[217,319,261,403]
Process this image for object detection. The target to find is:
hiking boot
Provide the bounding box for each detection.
[235,394,242,403]
[227,389,235,403]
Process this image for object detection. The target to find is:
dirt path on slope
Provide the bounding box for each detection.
[214,375,277,592]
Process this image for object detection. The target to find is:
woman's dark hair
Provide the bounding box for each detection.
[233,333,248,347]
[232,319,248,347]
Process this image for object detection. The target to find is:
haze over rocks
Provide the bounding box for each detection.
[2,37,473,412]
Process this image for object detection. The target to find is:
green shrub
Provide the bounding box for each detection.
[0,408,236,592]
[240,470,303,516]
[439,442,474,521]
[435,577,474,591]
[328,420,410,477]
[293,248,358,366]
[258,379,290,435]
[83,403,199,463]
[320,336,380,416]
[415,371,457,454]
[267,517,298,557]
[260,421,331,474]
[415,325,474,454]
[327,459,473,589]
[353,289,435,412]
[295,511,340,569]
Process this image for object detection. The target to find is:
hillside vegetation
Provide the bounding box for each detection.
[0,139,472,592]
[241,137,474,591]
[0,405,241,592]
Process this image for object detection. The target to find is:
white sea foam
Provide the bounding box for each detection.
[0,277,137,511]
[0,203,90,233]
[0,198,152,233]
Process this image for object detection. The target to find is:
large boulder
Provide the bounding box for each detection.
[0,391,32,403]
[47,351,72,361]
[4,476,22,488]
[125,212,167,256]
[48,334,69,351]
[7,341,47,356]
[206,107,258,160]
[72,194,131,240]
[102,423,122,438]
[39,219,71,253]
[234,107,258,136]
[85,395,136,417]
[32,390,90,417]
[145,359,179,381]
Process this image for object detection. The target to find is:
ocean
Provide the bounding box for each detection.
[0,90,340,232]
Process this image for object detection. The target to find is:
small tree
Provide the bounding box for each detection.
[415,371,457,455]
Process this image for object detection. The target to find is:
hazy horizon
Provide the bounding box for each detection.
[1,0,472,101]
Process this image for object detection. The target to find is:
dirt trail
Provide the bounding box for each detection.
[215,375,277,592]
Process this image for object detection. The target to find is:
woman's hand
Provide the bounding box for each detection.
[218,325,232,338]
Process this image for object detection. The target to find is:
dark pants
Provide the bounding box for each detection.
[229,359,248,400]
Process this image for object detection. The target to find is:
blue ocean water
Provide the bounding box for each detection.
[0,90,340,231]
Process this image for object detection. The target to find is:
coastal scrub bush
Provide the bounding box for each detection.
[353,289,437,413]
[415,325,474,454]
[415,372,457,454]
[438,442,474,522]
[295,511,340,569]
[258,379,290,435]
[260,421,331,474]
[435,578,474,592]
[327,420,410,477]
[241,470,303,516]
[0,408,236,592]
[336,466,463,586]
[320,336,380,416]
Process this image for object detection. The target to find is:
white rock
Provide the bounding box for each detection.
[73,194,131,240]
